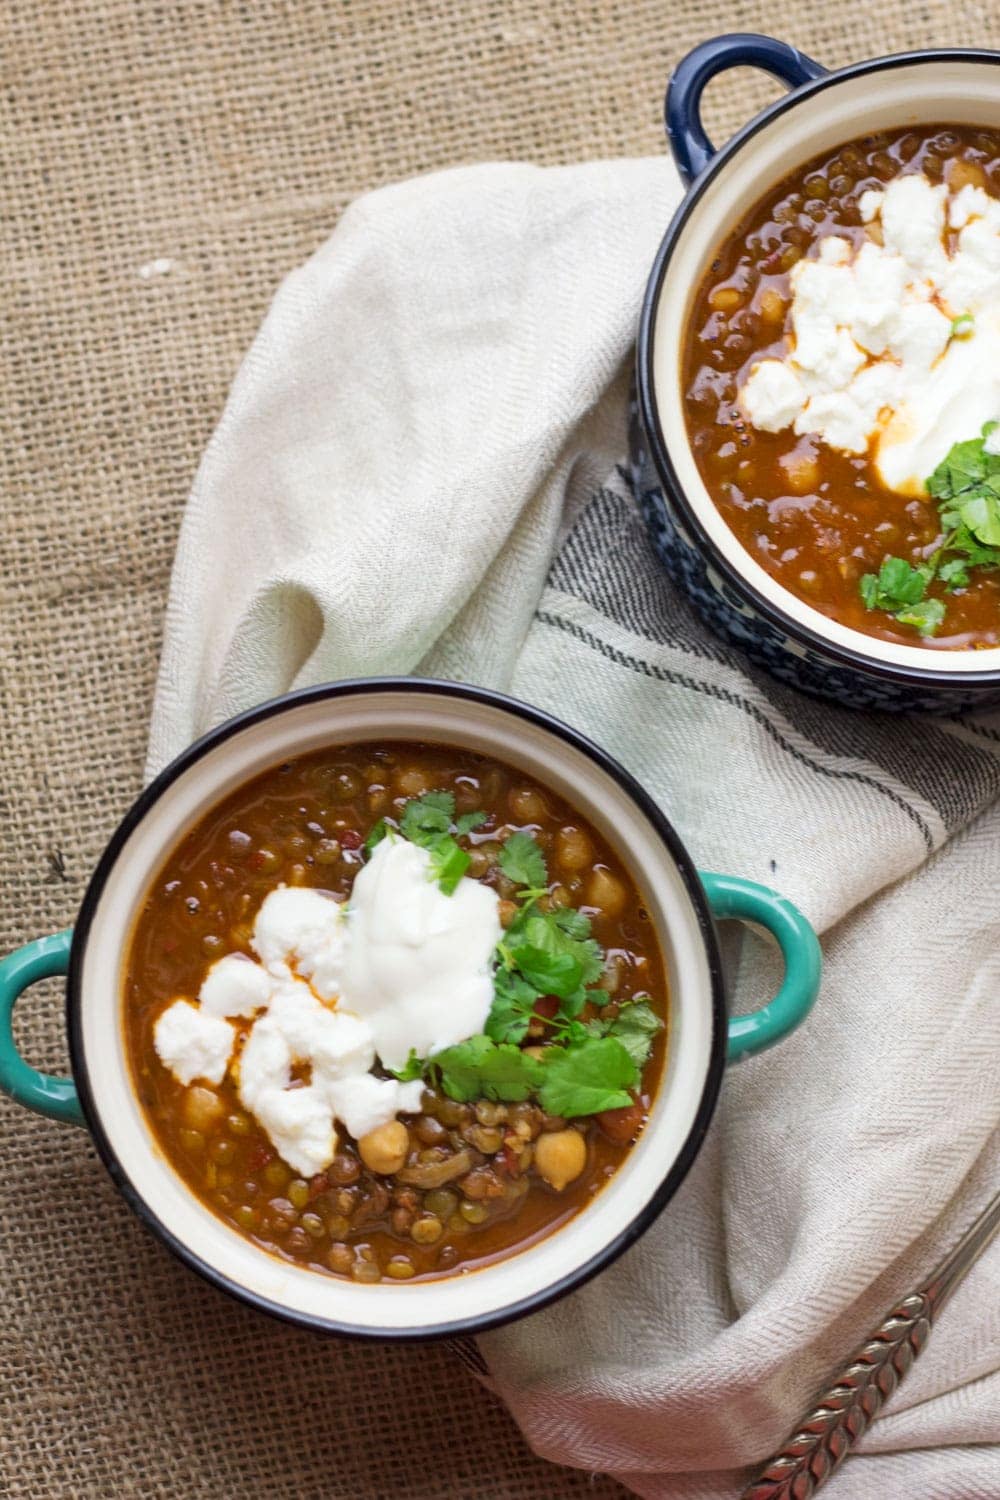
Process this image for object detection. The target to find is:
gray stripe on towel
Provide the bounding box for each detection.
[548,483,1000,836]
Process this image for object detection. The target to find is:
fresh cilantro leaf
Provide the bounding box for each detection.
[430,1035,496,1101]
[499,831,548,891]
[556,986,588,1020]
[364,818,391,854]
[393,791,476,895]
[485,969,539,1044]
[894,597,946,636]
[939,557,970,590]
[928,422,1000,551]
[603,999,663,1069]
[956,492,1000,548]
[859,556,942,635]
[429,839,470,895]
[511,941,582,998]
[538,1036,639,1118]
[430,1035,543,1103]
[508,914,582,998]
[927,429,992,501]
[860,556,931,611]
[477,1043,544,1101]
[949,526,1000,570]
[391,1049,424,1082]
[575,941,604,987]
[507,909,605,998]
[454,810,487,836]
[400,791,455,844]
[551,906,592,940]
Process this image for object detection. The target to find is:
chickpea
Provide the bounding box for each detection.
[586,866,628,919]
[947,158,987,192]
[182,1085,225,1133]
[554,825,593,874]
[394,766,431,797]
[708,285,742,312]
[327,1243,354,1275]
[351,1259,381,1283]
[534,1129,587,1192]
[498,898,518,928]
[358,1120,410,1175]
[508,786,547,823]
[780,451,820,496]
[759,288,786,325]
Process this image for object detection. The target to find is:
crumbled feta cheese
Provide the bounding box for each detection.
[255,1084,337,1178]
[199,953,274,1018]
[740,360,805,432]
[737,170,1000,492]
[889,301,952,370]
[154,999,235,1086]
[878,174,948,279]
[253,886,346,999]
[985,423,1000,456]
[158,836,502,1174]
[325,1073,426,1142]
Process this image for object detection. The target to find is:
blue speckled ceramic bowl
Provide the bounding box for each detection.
[634,34,1000,712]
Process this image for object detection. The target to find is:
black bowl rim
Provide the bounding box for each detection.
[638,45,1000,690]
[66,677,727,1341]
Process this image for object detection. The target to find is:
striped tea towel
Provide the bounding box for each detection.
[148,158,1000,1500]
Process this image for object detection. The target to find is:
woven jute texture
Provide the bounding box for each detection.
[1,3,990,1496]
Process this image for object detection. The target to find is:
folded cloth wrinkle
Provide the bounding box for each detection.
[148,154,1000,1500]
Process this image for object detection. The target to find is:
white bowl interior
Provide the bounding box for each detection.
[653,55,1000,673]
[78,689,717,1332]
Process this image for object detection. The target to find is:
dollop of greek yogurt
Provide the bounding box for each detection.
[343,834,502,1071]
[152,835,500,1175]
[738,171,1000,494]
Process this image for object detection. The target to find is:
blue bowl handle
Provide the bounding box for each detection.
[667,33,826,185]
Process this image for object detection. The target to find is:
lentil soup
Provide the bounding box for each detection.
[682,125,1000,649]
[125,744,668,1285]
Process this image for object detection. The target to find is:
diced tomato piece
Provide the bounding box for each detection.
[247,1143,275,1171]
[308,1173,330,1199]
[533,995,560,1023]
[340,829,362,850]
[597,1099,646,1145]
[496,1145,521,1178]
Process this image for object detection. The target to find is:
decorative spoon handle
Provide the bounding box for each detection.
[741,1189,1000,1500]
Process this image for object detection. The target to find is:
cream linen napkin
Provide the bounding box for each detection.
[147,158,1000,1499]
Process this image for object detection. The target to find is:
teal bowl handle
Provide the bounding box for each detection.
[699,872,822,1063]
[0,930,84,1125]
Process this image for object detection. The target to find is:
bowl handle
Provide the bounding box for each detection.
[0,931,84,1125]
[667,34,826,185]
[699,872,822,1062]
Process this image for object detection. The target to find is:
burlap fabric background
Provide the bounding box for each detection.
[4,4,996,1496]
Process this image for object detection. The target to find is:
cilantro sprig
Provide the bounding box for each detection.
[428,1032,642,1117]
[860,422,1000,637]
[366,790,485,894]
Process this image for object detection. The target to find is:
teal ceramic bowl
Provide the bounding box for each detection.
[0,679,822,1338]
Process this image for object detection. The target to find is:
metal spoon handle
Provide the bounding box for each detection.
[741,1189,1000,1500]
